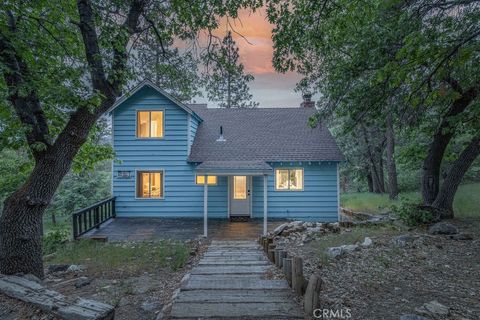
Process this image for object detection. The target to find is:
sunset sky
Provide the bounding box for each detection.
[195,9,304,108]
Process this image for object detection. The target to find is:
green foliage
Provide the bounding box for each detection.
[135,47,202,102]
[46,164,111,221]
[203,31,258,108]
[49,239,190,272]
[43,229,70,255]
[342,183,480,220]
[342,192,419,214]
[267,0,480,200]
[0,149,32,210]
[391,201,434,226]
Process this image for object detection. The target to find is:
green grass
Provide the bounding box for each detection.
[311,224,406,263]
[46,239,190,273]
[341,182,479,219]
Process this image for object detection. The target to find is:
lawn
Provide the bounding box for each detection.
[310,224,406,263]
[45,239,190,274]
[341,183,479,219]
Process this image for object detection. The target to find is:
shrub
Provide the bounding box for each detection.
[43,229,71,255]
[391,201,435,226]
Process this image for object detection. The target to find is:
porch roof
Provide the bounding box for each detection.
[195,161,273,176]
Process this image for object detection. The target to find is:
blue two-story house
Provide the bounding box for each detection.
[108,80,344,236]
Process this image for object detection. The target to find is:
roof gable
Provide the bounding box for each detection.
[108,80,202,121]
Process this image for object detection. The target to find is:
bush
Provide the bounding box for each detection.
[43,229,70,255]
[391,201,435,226]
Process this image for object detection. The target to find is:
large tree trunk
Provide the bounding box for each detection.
[422,85,477,204]
[361,124,385,193]
[432,135,480,218]
[366,170,373,192]
[385,111,399,199]
[377,152,386,192]
[371,163,381,193]
[0,0,144,278]
[0,109,100,278]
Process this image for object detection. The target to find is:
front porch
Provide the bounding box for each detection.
[84,217,288,241]
[195,160,273,237]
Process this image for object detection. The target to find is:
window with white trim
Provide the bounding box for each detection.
[137,111,164,138]
[275,168,304,191]
[195,175,217,185]
[137,171,164,198]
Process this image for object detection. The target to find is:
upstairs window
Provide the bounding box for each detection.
[137,171,164,198]
[275,168,304,191]
[137,111,164,138]
[196,175,217,185]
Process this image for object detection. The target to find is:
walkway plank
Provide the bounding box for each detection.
[170,240,304,319]
[191,266,269,274]
[198,260,269,266]
[170,302,303,319]
[174,289,293,303]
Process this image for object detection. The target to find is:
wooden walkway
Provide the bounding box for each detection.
[170,240,304,319]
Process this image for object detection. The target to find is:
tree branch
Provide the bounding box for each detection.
[0,11,51,160]
[76,0,110,95]
[109,0,146,93]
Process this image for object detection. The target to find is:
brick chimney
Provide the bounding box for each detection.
[300,93,315,108]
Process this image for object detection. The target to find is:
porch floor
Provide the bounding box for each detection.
[84,217,289,241]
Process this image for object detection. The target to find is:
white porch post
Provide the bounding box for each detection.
[263,174,268,235]
[203,182,208,237]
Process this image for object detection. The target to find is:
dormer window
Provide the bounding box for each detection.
[137,111,164,138]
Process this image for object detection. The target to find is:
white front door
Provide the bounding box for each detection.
[229,176,251,217]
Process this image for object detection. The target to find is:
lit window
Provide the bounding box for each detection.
[196,175,217,185]
[275,169,304,191]
[137,171,163,198]
[233,176,247,199]
[137,111,164,138]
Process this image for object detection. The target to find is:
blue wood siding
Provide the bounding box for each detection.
[252,162,339,221]
[112,86,338,220]
[113,87,200,217]
[189,116,200,151]
[187,116,200,153]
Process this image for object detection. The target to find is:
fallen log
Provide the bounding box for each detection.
[0,274,114,320]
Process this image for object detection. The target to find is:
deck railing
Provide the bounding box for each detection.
[72,197,116,239]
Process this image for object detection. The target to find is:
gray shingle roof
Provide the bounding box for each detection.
[188,107,344,162]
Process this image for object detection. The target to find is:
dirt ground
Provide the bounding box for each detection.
[0,239,208,320]
[284,219,480,320]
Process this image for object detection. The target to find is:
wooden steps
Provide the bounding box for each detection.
[169,240,304,319]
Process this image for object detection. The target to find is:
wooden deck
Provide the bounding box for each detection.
[85,218,289,241]
[169,240,304,319]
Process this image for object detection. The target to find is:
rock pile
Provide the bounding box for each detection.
[270,221,341,245]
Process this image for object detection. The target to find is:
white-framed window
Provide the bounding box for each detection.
[195,175,217,185]
[233,175,247,199]
[137,111,164,138]
[136,171,164,198]
[275,168,304,191]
